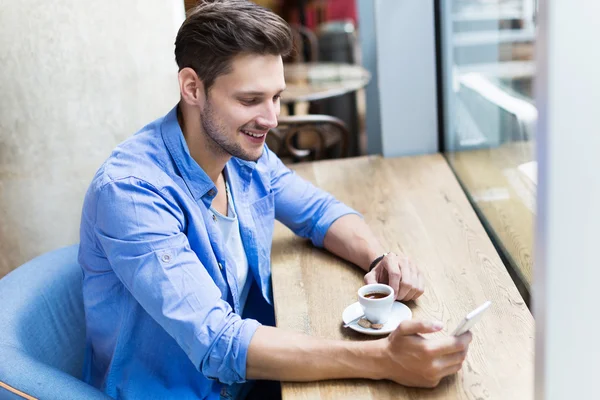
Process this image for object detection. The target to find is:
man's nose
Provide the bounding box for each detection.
[256,102,278,130]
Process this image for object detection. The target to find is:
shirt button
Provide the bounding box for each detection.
[212,214,217,222]
[161,254,172,263]
[208,189,216,197]
[218,262,223,270]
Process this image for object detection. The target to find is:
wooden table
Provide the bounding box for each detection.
[448,141,535,292]
[271,155,533,400]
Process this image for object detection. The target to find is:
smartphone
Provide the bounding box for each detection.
[451,300,491,336]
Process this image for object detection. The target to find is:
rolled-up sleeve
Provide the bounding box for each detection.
[94,177,260,384]
[265,147,361,247]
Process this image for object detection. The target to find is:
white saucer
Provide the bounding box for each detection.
[342,301,412,336]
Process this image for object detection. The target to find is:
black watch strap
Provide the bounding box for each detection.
[369,252,391,271]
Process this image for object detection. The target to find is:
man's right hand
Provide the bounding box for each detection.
[246,320,472,386]
[377,319,472,388]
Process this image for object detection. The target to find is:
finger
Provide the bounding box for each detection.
[428,332,473,356]
[456,330,473,343]
[438,350,468,369]
[396,319,443,336]
[404,263,420,301]
[364,269,377,285]
[406,264,423,301]
[385,255,402,298]
[404,284,418,302]
[414,269,425,299]
[438,360,466,379]
[397,259,413,300]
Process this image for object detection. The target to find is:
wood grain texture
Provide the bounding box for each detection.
[271,155,533,400]
[0,381,37,400]
[448,141,534,287]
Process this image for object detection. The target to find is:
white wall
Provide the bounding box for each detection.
[0,0,184,276]
[534,1,600,399]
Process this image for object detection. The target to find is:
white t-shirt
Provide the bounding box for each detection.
[209,180,252,313]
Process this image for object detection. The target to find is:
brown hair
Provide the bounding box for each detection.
[175,0,293,93]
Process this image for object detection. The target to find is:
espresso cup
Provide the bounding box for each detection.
[358,283,395,324]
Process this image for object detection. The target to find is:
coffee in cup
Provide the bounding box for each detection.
[363,291,389,300]
[357,283,395,325]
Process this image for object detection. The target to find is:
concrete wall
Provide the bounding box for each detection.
[358,0,439,157]
[0,0,184,276]
[357,0,382,155]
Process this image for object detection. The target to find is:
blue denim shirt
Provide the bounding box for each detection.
[78,105,359,399]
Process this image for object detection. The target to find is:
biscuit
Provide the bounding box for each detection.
[357,318,372,329]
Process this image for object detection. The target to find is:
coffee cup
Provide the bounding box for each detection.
[357,283,395,325]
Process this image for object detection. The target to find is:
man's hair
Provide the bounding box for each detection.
[175,0,293,93]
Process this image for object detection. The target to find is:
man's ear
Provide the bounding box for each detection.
[178,67,206,107]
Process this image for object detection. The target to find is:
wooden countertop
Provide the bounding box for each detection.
[448,141,535,288]
[271,154,533,400]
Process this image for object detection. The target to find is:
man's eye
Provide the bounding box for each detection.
[241,98,258,105]
[273,94,281,102]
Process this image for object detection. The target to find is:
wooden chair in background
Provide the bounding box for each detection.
[267,115,349,163]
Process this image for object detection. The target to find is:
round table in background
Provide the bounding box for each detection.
[282,62,371,109]
[282,62,371,157]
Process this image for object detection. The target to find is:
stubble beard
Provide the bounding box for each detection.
[200,100,263,162]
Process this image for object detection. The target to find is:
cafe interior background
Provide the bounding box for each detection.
[0,0,598,399]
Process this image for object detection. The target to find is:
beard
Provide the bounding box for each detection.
[200,100,264,162]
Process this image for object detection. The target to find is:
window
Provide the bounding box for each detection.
[440,0,537,297]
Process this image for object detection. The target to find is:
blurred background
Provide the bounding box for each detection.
[0,1,538,304]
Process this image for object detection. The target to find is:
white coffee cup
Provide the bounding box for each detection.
[358,283,395,325]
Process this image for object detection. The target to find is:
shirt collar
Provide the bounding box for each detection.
[160,105,258,201]
[161,105,215,201]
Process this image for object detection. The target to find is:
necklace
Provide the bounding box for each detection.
[212,179,230,222]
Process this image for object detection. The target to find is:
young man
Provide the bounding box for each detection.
[78,1,472,399]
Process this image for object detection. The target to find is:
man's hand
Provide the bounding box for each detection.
[322,215,422,301]
[377,320,472,388]
[364,252,424,301]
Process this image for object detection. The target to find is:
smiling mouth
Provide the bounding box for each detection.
[241,129,266,138]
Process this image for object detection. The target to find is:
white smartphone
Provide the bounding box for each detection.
[451,300,492,336]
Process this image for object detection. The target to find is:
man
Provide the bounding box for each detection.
[78,1,472,399]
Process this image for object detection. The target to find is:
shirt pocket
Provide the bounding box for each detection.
[249,191,275,259]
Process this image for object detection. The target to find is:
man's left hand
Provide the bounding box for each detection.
[364,252,424,301]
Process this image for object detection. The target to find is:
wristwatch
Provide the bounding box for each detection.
[369,252,391,271]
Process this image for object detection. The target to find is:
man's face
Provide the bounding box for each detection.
[200,53,285,162]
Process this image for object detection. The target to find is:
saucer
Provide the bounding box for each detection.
[342,301,412,336]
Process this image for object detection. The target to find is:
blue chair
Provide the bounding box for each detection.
[0,245,111,400]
